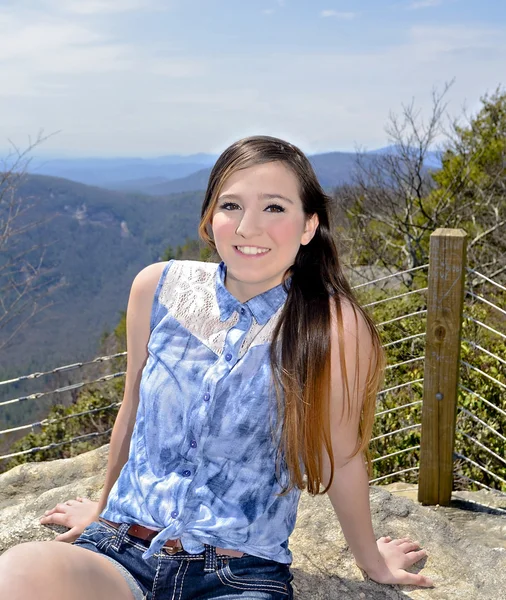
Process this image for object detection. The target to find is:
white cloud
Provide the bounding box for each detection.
[320,10,356,19]
[12,0,167,15]
[1,7,505,155]
[408,0,442,9]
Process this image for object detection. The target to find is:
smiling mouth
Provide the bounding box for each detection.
[234,246,271,256]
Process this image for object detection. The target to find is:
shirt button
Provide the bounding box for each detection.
[183,470,191,477]
[240,307,245,314]
[190,440,197,448]
[225,353,232,361]
[203,393,210,402]
[171,510,178,519]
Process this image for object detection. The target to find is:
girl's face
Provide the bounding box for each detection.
[211,161,319,302]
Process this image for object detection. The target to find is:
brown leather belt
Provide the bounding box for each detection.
[98,517,244,557]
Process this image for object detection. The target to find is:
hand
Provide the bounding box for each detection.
[360,536,434,587]
[39,497,100,543]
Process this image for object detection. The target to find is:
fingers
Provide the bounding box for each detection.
[398,570,435,587]
[391,537,413,545]
[377,535,392,543]
[40,512,71,526]
[404,549,428,565]
[398,541,422,553]
[39,498,87,520]
[54,528,80,544]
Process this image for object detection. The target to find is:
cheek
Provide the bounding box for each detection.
[267,219,305,247]
[211,213,235,240]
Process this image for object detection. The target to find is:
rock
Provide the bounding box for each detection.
[1,445,505,599]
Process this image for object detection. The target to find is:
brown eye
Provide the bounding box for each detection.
[220,202,240,210]
[265,204,285,213]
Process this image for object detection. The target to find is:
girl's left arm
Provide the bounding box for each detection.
[323,301,434,587]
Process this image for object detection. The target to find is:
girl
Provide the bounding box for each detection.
[0,136,433,599]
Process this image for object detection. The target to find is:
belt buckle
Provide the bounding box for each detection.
[163,541,183,555]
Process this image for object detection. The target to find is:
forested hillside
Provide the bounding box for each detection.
[0,174,204,375]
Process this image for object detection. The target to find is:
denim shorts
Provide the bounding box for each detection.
[73,520,293,599]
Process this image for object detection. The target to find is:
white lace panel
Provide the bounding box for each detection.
[159,260,280,357]
[239,306,283,358]
[159,261,238,356]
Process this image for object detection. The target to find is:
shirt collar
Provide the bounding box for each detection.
[215,261,290,325]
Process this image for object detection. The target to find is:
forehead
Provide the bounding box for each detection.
[219,161,301,200]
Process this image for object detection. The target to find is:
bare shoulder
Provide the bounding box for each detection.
[126,262,169,333]
[131,261,169,296]
[329,295,373,350]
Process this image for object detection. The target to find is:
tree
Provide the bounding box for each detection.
[432,88,506,283]
[0,135,64,352]
[339,84,505,286]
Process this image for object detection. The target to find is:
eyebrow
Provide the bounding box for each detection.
[217,193,294,205]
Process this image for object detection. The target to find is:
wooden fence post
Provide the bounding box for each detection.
[418,228,467,506]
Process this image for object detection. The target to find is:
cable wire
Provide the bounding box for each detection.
[363,287,428,308]
[0,429,113,462]
[377,310,427,328]
[353,265,429,290]
[467,269,506,294]
[463,315,506,342]
[454,452,506,486]
[0,371,126,408]
[461,361,506,391]
[459,385,506,419]
[462,339,506,367]
[383,333,426,348]
[466,290,506,318]
[371,445,420,463]
[458,408,506,443]
[0,352,127,388]
[370,423,421,442]
[369,467,419,484]
[456,430,506,467]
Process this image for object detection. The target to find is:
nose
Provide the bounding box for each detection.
[235,209,263,238]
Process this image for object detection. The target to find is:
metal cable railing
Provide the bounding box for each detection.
[0,371,126,408]
[467,268,506,293]
[0,351,127,388]
[459,385,506,418]
[0,401,121,438]
[1,259,502,496]
[370,467,419,485]
[352,264,429,290]
[459,274,506,494]
[462,340,506,367]
[371,445,420,463]
[454,452,506,488]
[457,431,506,467]
[466,290,506,317]
[363,287,428,308]
[463,315,506,342]
[0,429,113,461]
[460,361,506,391]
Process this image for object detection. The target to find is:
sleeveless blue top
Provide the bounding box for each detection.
[101,259,301,563]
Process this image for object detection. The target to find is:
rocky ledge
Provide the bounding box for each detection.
[0,445,505,599]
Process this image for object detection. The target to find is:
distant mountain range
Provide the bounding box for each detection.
[29,153,218,190]
[28,148,442,195]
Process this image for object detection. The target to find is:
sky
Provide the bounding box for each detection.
[1,0,505,157]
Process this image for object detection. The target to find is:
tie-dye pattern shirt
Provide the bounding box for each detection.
[101,259,301,563]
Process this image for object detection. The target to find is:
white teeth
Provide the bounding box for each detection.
[236,246,270,255]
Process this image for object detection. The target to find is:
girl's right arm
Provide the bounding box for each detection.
[39,262,168,542]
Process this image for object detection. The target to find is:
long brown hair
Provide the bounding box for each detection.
[198,135,384,495]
